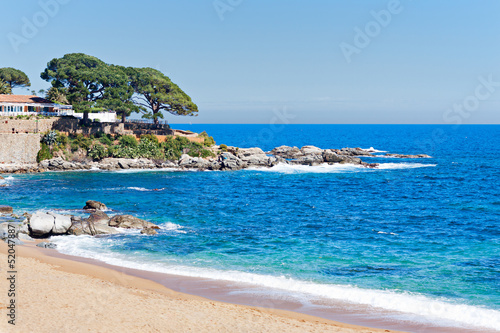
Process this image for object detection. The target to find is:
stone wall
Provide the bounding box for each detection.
[0,118,59,134]
[0,133,40,164]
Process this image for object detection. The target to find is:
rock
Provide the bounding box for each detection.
[237,148,271,167]
[339,148,373,156]
[0,205,13,214]
[269,146,302,159]
[83,200,108,211]
[292,154,324,166]
[0,222,15,239]
[0,175,3,179]
[29,212,56,237]
[36,242,57,249]
[384,153,432,158]
[18,233,34,241]
[323,150,344,163]
[4,238,23,245]
[68,216,120,236]
[300,145,323,155]
[220,152,244,170]
[178,154,210,169]
[108,215,159,229]
[47,212,72,234]
[140,227,158,235]
[18,223,29,235]
[88,211,110,224]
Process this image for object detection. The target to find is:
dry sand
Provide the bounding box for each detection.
[0,242,401,333]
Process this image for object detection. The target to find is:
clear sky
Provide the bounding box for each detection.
[1,0,499,124]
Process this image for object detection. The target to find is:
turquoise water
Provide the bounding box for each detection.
[1,125,499,331]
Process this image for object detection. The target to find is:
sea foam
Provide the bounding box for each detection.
[51,235,500,331]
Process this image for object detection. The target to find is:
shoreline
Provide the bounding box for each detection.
[1,241,494,332]
[0,241,401,333]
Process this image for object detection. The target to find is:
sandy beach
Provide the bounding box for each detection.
[0,241,401,333]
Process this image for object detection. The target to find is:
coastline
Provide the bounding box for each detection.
[0,241,401,333]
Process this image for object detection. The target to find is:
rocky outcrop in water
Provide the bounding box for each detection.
[28,211,72,237]
[108,215,159,229]
[384,153,432,158]
[83,200,108,211]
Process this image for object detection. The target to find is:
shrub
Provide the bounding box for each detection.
[137,137,163,159]
[219,144,227,151]
[42,131,57,146]
[140,134,159,144]
[199,131,216,147]
[119,135,138,148]
[37,143,52,162]
[99,135,113,146]
[56,132,69,146]
[73,134,92,151]
[87,144,108,161]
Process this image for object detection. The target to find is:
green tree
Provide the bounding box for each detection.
[0,68,31,90]
[127,67,198,125]
[45,87,69,104]
[41,53,132,122]
[0,79,12,94]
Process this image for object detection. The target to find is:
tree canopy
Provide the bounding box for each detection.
[0,79,12,94]
[40,53,198,123]
[0,67,31,90]
[127,67,198,124]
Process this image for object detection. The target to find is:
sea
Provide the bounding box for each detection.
[1,125,499,332]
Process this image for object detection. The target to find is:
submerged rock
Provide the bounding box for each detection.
[36,241,57,249]
[108,215,159,229]
[0,205,13,214]
[384,153,431,158]
[140,227,158,235]
[83,200,108,211]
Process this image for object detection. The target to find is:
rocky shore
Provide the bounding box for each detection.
[0,145,431,174]
[0,200,160,248]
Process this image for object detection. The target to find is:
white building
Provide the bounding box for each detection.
[0,95,117,122]
[0,94,74,116]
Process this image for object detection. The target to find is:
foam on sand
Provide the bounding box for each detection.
[51,235,500,331]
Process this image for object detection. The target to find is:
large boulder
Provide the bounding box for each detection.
[220,152,244,170]
[108,215,159,229]
[269,146,302,159]
[47,212,72,234]
[68,216,120,236]
[83,200,108,211]
[29,211,73,237]
[339,148,373,156]
[29,212,55,237]
[291,154,324,166]
[0,205,13,214]
[178,154,210,169]
[237,148,270,167]
[88,211,110,224]
[300,145,323,155]
[323,150,344,163]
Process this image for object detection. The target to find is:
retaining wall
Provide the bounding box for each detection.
[0,133,40,164]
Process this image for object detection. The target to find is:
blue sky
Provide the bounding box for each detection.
[1,0,499,124]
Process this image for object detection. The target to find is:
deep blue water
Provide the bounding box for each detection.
[1,125,499,331]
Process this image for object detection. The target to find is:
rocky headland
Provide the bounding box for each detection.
[0,145,431,174]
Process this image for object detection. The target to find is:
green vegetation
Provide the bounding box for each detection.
[0,79,12,94]
[199,131,216,147]
[40,53,197,123]
[37,130,216,162]
[0,68,30,90]
[37,143,53,162]
[219,144,228,151]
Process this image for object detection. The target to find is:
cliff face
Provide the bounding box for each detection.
[0,133,40,164]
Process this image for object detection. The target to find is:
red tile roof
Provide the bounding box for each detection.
[0,95,53,104]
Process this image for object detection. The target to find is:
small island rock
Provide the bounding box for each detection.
[83,200,108,211]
